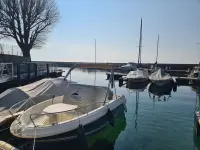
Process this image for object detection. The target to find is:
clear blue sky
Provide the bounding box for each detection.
[6,0,200,63]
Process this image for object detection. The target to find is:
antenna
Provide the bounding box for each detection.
[94,39,96,63]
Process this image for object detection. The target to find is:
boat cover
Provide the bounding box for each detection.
[149,68,171,81]
[0,77,75,116]
[126,69,148,79]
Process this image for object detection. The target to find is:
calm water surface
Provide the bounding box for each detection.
[1,67,200,150]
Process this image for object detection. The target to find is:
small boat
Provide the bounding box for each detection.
[149,68,172,86]
[10,63,126,143]
[118,62,137,71]
[123,18,148,83]
[0,77,75,129]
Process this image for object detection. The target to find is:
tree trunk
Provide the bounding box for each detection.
[21,48,31,62]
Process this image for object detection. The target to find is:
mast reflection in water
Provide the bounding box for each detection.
[126,81,148,131]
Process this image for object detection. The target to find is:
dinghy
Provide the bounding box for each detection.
[149,68,172,86]
[122,19,148,83]
[0,77,75,128]
[10,63,126,142]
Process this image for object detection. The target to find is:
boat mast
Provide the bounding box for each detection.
[138,18,142,67]
[155,34,159,65]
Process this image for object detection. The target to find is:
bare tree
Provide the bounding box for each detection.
[0,0,59,60]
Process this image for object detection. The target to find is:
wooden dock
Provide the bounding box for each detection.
[0,63,64,93]
[106,71,200,86]
[106,72,126,80]
[175,77,200,86]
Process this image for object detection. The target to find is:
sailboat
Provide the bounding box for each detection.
[10,63,127,143]
[122,18,148,83]
[149,35,172,86]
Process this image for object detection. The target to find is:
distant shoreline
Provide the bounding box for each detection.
[33,61,199,70]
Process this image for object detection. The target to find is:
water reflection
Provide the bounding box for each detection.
[125,82,148,131]
[191,86,200,150]
[148,83,174,102]
[126,81,149,92]
[87,110,126,150]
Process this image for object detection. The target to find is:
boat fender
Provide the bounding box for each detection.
[77,124,88,150]
[123,103,127,112]
[172,82,177,92]
[119,78,123,87]
[106,109,115,127]
[111,79,114,89]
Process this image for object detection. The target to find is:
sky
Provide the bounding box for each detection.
[2,0,200,63]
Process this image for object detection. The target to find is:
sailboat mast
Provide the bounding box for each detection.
[156,34,159,64]
[138,18,142,66]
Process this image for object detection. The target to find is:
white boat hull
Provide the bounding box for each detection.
[10,96,126,139]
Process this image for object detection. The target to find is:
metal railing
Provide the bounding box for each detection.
[7,94,55,118]
[29,101,110,127]
[0,63,14,79]
[0,43,22,56]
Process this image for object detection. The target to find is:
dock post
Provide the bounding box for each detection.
[34,63,37,79]
[17,64,20,83]
[47,63,49,77]
[27,63,30,82]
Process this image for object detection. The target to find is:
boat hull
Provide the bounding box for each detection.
[150,79,172,86]
[126,77,148,83]
[9,103,126,150]
[10,95,126,138]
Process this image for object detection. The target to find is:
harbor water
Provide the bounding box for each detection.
[0,67,200,150]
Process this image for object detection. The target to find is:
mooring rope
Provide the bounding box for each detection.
[0,127,9,132]
[33,127,36,150]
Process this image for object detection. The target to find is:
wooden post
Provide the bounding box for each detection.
[47,63,49,77]
[27,63,30,82]
[35,63,37,78]
[17,64,20,82]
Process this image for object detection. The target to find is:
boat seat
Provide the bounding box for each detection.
[34,115,49,126]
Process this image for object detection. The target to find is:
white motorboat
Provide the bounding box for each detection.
[149,68,172,86]
[0,77,75,128]
[10,63,126,142]
[123,19,148,83]
[119,62,137,71]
